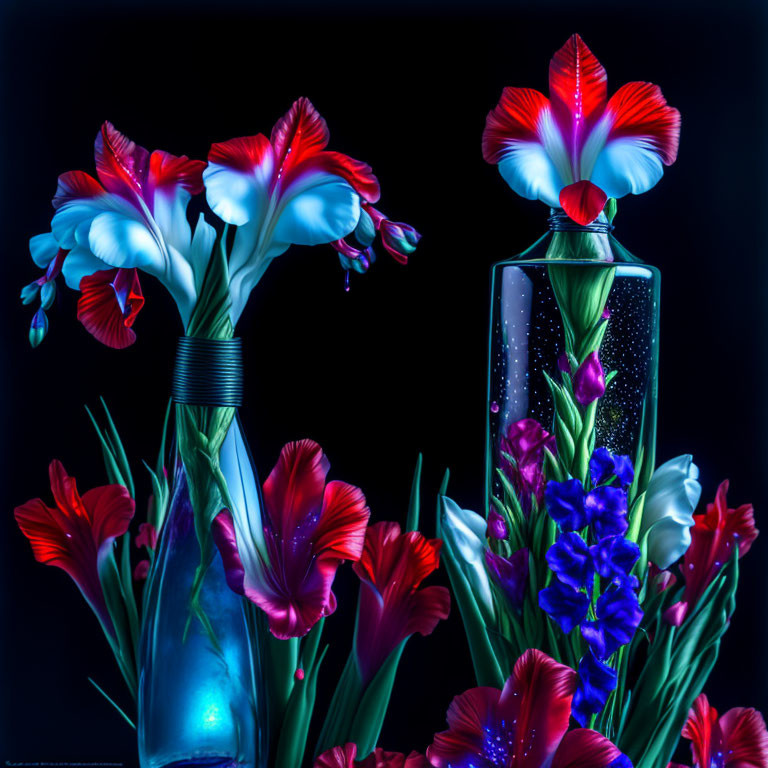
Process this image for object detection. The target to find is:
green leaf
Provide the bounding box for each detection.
[406,453,423,532]
[87,677,136,730]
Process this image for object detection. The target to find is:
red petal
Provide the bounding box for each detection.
[262,439,330,539]
[549,34,607,129]
[551,729,625,768]
[682,694,722,768]
[482,87,551,163]
[271,97,330,173]
[77,268,144,349]
[211,510,246,596]
[501,649,576,768]
[208,133,274,173]
[357,749,408,768]
[720,706,768,767]
[80,483,135,552]
[314,744,357,768]
[403,584,451,639]
[286,151,381,203]
[404,753,430,768]
[313,480,370,562]
[559,180,607,225]
[148,150,206,195]
[95,121,150,199]
[428,687,501,768]
[53,170,106,209]
[605,82,681,165]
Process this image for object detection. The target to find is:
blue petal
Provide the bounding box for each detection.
[586,486,628,538]
[61,246,110,290]
[572,651,617,726]
[590,535,640,583]
[498,142,563,208]
[590,138,665,199]
[88,211,164,271]
[538,580,589,633]
[546,532,592,591]
[545,478,588,532]
[273,173,361,246]
[203,158,273,227]
[29,232,59,268]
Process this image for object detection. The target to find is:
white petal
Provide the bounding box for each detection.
[152,188,192,256]
[498,142,563,208]
[51,195,133,249]
[441,496,494,620]
[648,518,692,571]
[29,232,59,268]
[203,159,273,227]
[590,138,665,199]
[187,213,217,293]
[61,246,108,290]
[88,211,165,271]
[273,174,360,246]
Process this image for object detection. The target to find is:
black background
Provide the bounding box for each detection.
[2,0,767,764]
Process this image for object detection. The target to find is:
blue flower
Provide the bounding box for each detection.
[585,486,628,538]
[546,532,593,591]
[590,535,640,584]
[572,650,617,726]
[590,447,634,488]
[538,579,589,633]
[545,478,588,531]
[581,584,643,659]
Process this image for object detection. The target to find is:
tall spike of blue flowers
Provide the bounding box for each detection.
[538,447,643,726]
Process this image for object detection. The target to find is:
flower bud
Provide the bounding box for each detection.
[40,280,57,310]
[573,352,606,405]
[29,308,48,348]
[20,281,40,305]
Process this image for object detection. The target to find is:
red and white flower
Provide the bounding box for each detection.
[483,34,680,225]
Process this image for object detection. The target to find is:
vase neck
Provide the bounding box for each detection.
[547,208,614,234]
[171,336,244,408]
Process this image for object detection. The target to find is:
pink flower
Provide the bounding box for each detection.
[664,480,757,626]
[670,693,768,768]
[427,649,630,768]
[14,460,135,634]
[483,34,680,225]
[315,742,429,768]
[212,440,370,639]
[500,418,556,513]
[353,521,450,684]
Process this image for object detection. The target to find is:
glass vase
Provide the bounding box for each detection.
[485,209,660,517]
[138,416,264,768]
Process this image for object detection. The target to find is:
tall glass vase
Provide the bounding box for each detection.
[138,338,265,768]
[485,209,660,545]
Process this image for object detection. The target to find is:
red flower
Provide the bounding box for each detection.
[427,649,629,768]
[77,268,144,349]
[213,439,370,639]
[352,521,450,684]
[14,460,135,634]
[315,743,429,768]
[664,480,757,626]
[670,693,768,768]
[483,34,680,225]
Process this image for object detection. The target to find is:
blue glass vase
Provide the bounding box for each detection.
[138,417,265,768]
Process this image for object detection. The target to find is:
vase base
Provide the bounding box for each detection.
[157,758,245,768]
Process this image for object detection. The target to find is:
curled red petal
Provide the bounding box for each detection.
[314,744,357,768]
[559,180,608,226]
[548,34,608,139]
[605,81,681,166]
[550,728,626,768]
[313,480,370,562]
[53,170,106,209]
[428,687,501,768]
[682,694,722,768]
[501,648,577,768]
[271,97,330,173]
[482,87,551,164]
[719,705,768,767]
[95,121,150,199]
[77,268,144,349]
[286,151,381,203]
[148,150,206,196]
[208,133,274,173]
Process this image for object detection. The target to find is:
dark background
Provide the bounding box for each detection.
[1,0,766,763]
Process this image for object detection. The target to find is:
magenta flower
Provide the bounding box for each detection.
[14,460,135,634]
[573,352,606,405]
[352,521,450,684]
[315,743,429,768]
[427,649,630,768]
[212,439,370,639]
[486,508,509,540]
[500,418,556,513]
[672,693,768,768]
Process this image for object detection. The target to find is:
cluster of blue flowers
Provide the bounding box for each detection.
[538,447,643,726]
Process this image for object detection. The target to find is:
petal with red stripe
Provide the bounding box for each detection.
[271,97,330,175]
[550,729,628,768]
[77,268,144,349]
[94,121,150,200]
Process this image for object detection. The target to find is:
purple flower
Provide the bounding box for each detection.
[546,532,592,591]
[572,651,617,727]
[500,418,556,514]
[580,584,643,659]
[486,508,509,540]
[485,548,528,610]
[585,486,628,538]
[590,447,635,488]
[538,579,589,633]
[573,352,606,405]
[545,478,588,531]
